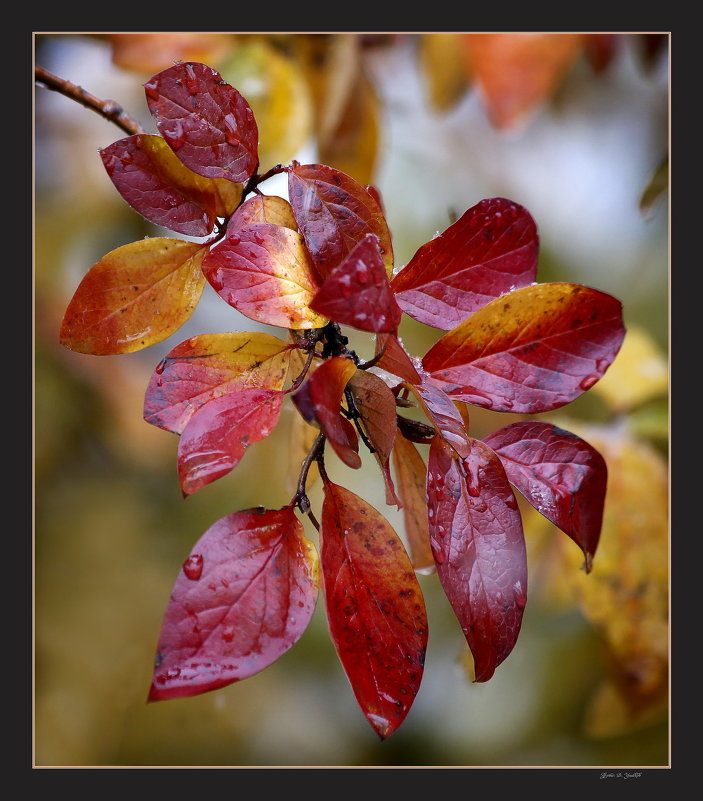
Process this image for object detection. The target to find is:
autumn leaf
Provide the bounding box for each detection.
[404,376,471,459]
[419,33,472,113]
[427,436,527,682]
[288,163,394,279]
[144,61,259,183]
[202,223,328,329]
[177,388,285,495]
[109,33,236,75]
[423,283,625,413]
[143,332,292,434]
[391,198,539,330]
[100,134,244,237]
[310,234,402,333]
[149,506,318,701]
[60,239,207,355]
[392,432,435,573]
[292,356,360,469]
[483,421,607,570]
[227,193,298,233]
[320,480,428,738]
[373,334,422,384]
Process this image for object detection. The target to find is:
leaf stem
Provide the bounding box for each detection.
[35,66,145,136]
[292,432,326,523]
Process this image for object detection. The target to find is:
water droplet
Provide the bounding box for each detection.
[437,525,446,537]
[502,398,514,410]
[505,495,518,510]
[184,63,199,94]
[222,626,234,642]
[354,312,368,325]
[183,553,203,580]
[144,81,159,101]
[513,580,527,609]
[595,358,609,372]
[229,234,241,246]
[466,472,481,497]
[579,374,599,391]
[356,263,369,284]
[339,274,352,299]
[416,564,437,576]
[168,119,185,150]
[155,359,167,375]
[223,113,240,146]
[253,232,265,245]
[433,549,446,565]
[428,507,434,519]
[473,501,487,513]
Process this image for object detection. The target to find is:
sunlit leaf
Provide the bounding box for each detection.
[177,388,285,495]
[227,193,298,233]
[419,33,472,112]
[392,432,434,573]
[100,135,243,236]
[591,325,668,412]
[311,234,402,333]
[483,421,607,571]
[149,506,318,701]
[427,436,527,682]
[144,61,259,183]
[288,163,394,279]
[60,239,207,355]
[202,223,328,329]
[373,334,422,384]
[109,33,236,74]
[423,283,625,413]
[219,38,313,170]
[144,332,292,434]
[320,479,428,738]
[391,198,539,330]
[463,33,582,129]
[292,356,360,469]
[349,369,400,506]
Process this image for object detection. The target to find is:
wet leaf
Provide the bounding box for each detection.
[149,506,318,701]
[419,33,472,112]
[288,163,394,279]
[202,223,328,329]
[463,33,582,129]
[144,332,292,434]
[392,432,434,573]
[404,376,471,459]
[177,388,285,495]
[100,135,243,237]
[373,334,422,384]
[427,436,527,682]
[320,480,428,738]
[422,283,625,413]
[349,369,400,506]
[591,325,668,412]
[292,356,360,469]
[483,421,607,570]
[310,234,402,333]
[227,193,298,233]
[391,198,539,330]
[60,239,207,355]
[144,61,259,183]
[109,33,236,74]
[219,39,313,170]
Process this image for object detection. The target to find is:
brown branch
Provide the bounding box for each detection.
[35,65,145,136]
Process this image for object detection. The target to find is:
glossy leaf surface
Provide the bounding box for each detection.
[374,334,422,384]
[427,436,527,681]
[311,234,401,333]
[483,421,607,569]
[144,61,258,183]
[392,432,434,572]
[144,332,292,434]
[288,163,393,279]
[321,480,427,738]
[178,388,284,495]
[391,198,538,330]
[227,193,298,233]
[202,223,328,329]
[423,283,625,413]
[60,239,206,355]
[149,507,318,701]
[405,377,471,459]
[292,357,360,469]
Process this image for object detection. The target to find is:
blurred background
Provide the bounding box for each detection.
[34,32,669,767]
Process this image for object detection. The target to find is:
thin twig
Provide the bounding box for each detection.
[292,432,325,530]
[35,66,145,136]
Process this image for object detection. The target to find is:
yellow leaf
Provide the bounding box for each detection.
[419,33,471,112]
[592,325,669,412]
[219,39,313,171]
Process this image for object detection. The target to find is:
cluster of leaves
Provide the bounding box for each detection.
[59,62,625,739]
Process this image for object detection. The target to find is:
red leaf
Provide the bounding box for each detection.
[226,193,298,232]
[177,388,284,495]
[422,283,625,413]
[349,370,400,506]
[144,61,259,183]
[143,332,292,434]
[483,421,607,570]
[374,334,422,384]
[320,480,428,738]
[310,234,402,333]
[149,507,319,701]
[392,198,539,330]
[292,356,361,469]
[405,376,471,459]
[427,436,527,682]
[202,223,327,329]
[288,163,394,279]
